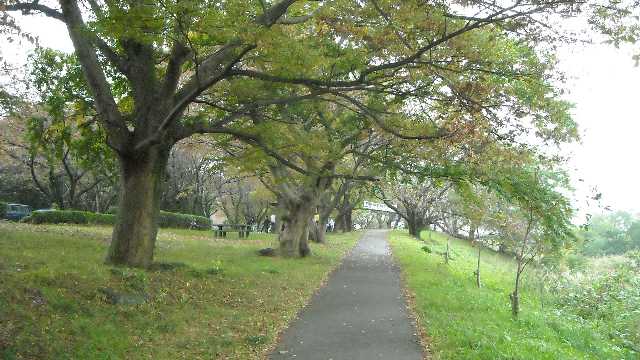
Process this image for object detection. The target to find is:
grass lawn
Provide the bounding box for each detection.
[389,230,632,360]
[0,221,360,359]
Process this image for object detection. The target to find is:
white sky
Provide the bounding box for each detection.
[3,14,639,217]
[557,43,640,217]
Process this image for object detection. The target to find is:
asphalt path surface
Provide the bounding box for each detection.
[269,230,424,360]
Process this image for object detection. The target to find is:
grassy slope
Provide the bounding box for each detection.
[0,221,360,359]
[389,230,629,360]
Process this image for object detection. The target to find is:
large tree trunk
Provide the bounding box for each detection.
[299,220,311,257]
[309,214,327,244]
[106,145,170,268]
[344,209,352,231]
[278,200,314,257]
[335,206,353,232]
[407,213,424,239]
[318,213,328,242]
[407,219,417,237]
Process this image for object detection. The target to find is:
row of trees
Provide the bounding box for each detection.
[579,211,640,256]
[1,0,638,270]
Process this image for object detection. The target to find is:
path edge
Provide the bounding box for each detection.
[386,230,434,360]
[262,231,366,359]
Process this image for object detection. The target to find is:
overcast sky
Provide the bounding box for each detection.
[3,14,639,217]
[557,42,640,217]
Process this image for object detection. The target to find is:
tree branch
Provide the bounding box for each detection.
[135,43,256,151]
[255,0,298,26]
[4,1,64,21]
[58,0,129,150]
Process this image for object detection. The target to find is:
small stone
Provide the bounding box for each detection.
[99,287,147,305]
[26,288,46,306]
[258,248,276,256]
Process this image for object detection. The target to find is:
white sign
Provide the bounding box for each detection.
[363,200,395,213]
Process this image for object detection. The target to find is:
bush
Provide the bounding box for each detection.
[22,209,209,229]
[24,210,85,224]
[85,212,117,225]
[158,211,210,229]
[565,254,588,270]
[23,210,115,225]
[0,201,6,218]
[548,256,640,353]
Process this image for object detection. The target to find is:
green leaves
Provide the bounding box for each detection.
[26,48,115,170]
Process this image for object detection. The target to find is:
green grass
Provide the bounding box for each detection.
[0,221,360,359]
[389,230,634,360]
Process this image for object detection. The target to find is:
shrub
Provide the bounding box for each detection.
[0,201,6,218]
[84,212,117,225]
[22,209,209,229]
[565,254,588,270]
[25,210,88,224]
[548,256,640,353]
[158,211,210,229]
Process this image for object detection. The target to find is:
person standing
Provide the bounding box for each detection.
[269,214,276,233]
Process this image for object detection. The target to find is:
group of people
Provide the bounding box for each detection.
[260,214,277,233]
[260,214,336,233]
[325,218,335,232]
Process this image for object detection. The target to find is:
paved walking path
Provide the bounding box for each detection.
[269,230,423,360]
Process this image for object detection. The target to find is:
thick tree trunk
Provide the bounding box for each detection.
[309,216,326,244]
[335,206,353,232]
[278,201,314,257]
[299,220,311,257]
[408,220,417,237]
[335,212,346,232]
[344,209,352,231]
[407,215,424,240]
[274,214,281,234]
[106,146,169,268]
[318,213,328,242]
[308,218,317,242]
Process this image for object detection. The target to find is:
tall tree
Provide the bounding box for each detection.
[377,179,451,239]
[1,48,117,210]
[228,102,383,257]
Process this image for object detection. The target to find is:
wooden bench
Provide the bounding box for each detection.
[212,224,252,238]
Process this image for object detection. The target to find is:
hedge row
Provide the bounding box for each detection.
[23,210,116,225]
[22,209,211,229]
[0,201,6,218]
[158,211,210,229]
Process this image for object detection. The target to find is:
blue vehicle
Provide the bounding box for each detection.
[5,203,32,221]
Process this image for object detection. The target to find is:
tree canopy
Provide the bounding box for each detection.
[1,0,592,267]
